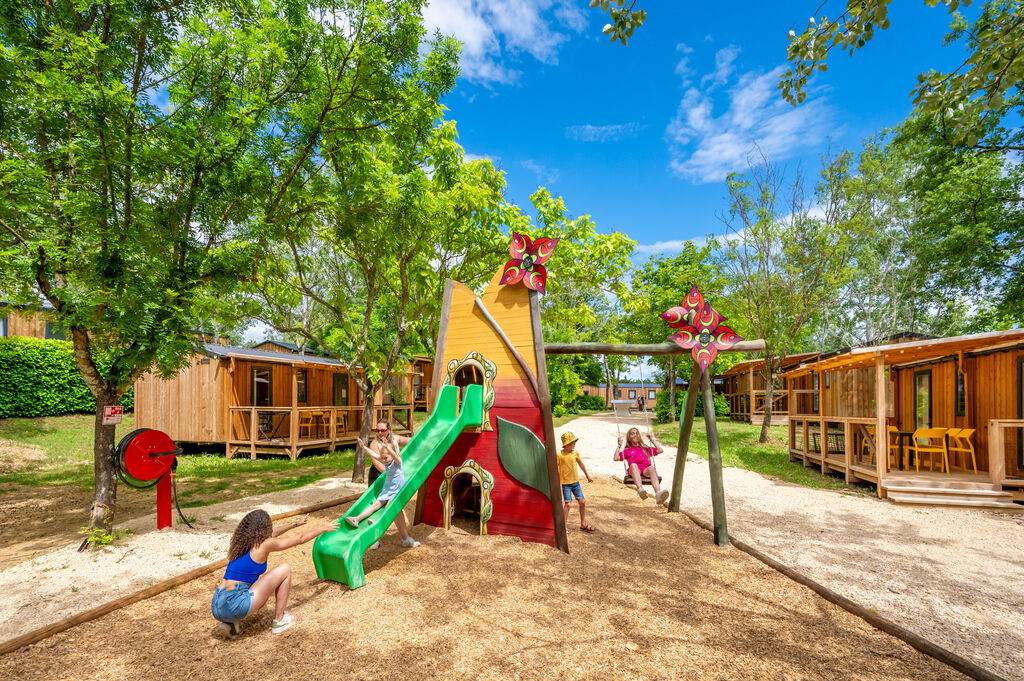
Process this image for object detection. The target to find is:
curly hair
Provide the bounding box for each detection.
[228,510,273,561]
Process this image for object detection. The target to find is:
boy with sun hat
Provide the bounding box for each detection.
[558,431,595,532]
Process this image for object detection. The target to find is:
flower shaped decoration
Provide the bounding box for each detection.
[499,232,560,295]
[660,286,743,373]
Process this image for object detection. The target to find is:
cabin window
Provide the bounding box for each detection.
[811,373,820,413]
[614,388,621,399]
[583,389,589,396]
[0,315,6,337]
[824,372,830,388]
[333,373,348,406]
[251,366,272,407]
[914,370,932,430]
[955,362,966,417]
[296,369,307,403]
[45,322,65,340]
[628,389,636,399]
[648,389,656,400]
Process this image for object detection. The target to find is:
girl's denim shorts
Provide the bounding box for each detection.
[211,584,254,623]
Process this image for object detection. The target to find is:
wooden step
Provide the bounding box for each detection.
[883,485,1011,498]
[883,476,1000,492]
[886,491,1023,512]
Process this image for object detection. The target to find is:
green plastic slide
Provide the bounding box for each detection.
[312,383,484,588]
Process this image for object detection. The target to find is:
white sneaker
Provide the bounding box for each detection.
[637,487,649,500]
[401,536,420,548]
[271,613,296,634]
[369,540,382,550]
[655,489,669,504]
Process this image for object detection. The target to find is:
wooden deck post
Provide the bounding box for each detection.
[988,420,1006,486]
[787,378,795,460]
[748,371,755,423]
[874,353,888,498]
[289,370,299,461]
[702,371,728,546]
[249,407,256,460]
[329,406,337,452]
[802,418,811,467]
[669,362,702,513]
[844,420,854,483]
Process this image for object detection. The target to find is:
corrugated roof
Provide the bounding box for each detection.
[202,343,348,368]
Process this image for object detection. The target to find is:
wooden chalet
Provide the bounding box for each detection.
[782,329,1024,510]
[134,343,414,460]
[0,304,64,340]
[408,355,434,411]
[719,353,821,425]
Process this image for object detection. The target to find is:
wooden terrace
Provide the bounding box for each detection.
[783,329,1024,510]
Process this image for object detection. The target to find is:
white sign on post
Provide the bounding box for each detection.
[102,405,123,425]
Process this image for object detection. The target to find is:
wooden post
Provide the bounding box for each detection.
[702,371,728,546]
[249,407,256,460]
[748,371,755,423]
[821,372,830,474]
[787,377,795,460]
[329,406,337,452]
[874,353,888,498]
[529,290,569,554]
[988,420,1006,486]
[289,369,299,461]
[844,419,854,483]
[669,362,702,513]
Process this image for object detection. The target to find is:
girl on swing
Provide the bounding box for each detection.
[613,426,669,504]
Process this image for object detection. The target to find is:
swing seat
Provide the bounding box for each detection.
[624,472,662,485]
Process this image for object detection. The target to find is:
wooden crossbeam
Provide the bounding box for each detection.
[544,340,766,356]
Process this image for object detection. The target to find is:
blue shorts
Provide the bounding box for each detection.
[561,482,584,502]
[211,584,254,623]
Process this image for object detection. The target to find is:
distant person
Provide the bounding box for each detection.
[636,394,646,412]
[361,419,412,550]
[348,422,421,549]
[558,431,595,532]
[212,510,338,639]
[613,427,668,504]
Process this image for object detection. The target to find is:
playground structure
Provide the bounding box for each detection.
[312,237,768,588]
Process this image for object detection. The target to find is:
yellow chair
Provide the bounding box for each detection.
[861,425,874,463]
[906,428,950,473]
[946,428,978,474]
[298,411,315,439]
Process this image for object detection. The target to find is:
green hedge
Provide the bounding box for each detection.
[655,388,728,423]
[0,337,134,418]
[575,394,606,410]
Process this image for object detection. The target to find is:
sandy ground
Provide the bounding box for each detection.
[0,480,966,681]
[0,475,367,643]
[556,413,1024,681]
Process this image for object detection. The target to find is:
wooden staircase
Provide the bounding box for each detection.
[882,473,1023,512]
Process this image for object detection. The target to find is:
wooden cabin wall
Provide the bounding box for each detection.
[134,356,223,443]
[5,310,46,338]
[967,349,1023,475]
[823,368,875,417]
[893,360,957,434]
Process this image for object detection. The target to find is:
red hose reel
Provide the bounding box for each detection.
[114,428,192,530]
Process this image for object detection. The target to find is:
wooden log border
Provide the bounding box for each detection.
[614,476,1008,681]
[0,492,362,657]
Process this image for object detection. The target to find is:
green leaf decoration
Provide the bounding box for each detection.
[496,417,550,499]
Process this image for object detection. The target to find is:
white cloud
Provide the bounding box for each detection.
[565,122,645,142]
[634,240,694,255]
[675,42,694,86]
[521,159,559,184]
[666,64,831,183]
[701,45,740,88]
[422,0,587,85]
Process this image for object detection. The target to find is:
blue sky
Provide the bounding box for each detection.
[423,1,970,255]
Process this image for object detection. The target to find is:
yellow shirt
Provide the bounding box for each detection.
[557,449,582,485]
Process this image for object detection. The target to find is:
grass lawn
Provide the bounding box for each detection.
[0,413,355,506]
[653,416,872,493]
[552,409,605,428]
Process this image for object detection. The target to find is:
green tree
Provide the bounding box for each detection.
[714,154,856,442]
[518,189,636,410]
[0,0,373,529]
[623,244,737,421]
[781,1,1024,151]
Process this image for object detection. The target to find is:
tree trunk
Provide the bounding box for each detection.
[90,395,119,530]
[668,355,676,422]
[352,379,375,483]
[759,355,776,443]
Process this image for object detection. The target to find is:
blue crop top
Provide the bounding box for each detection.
[223,551,267,584]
